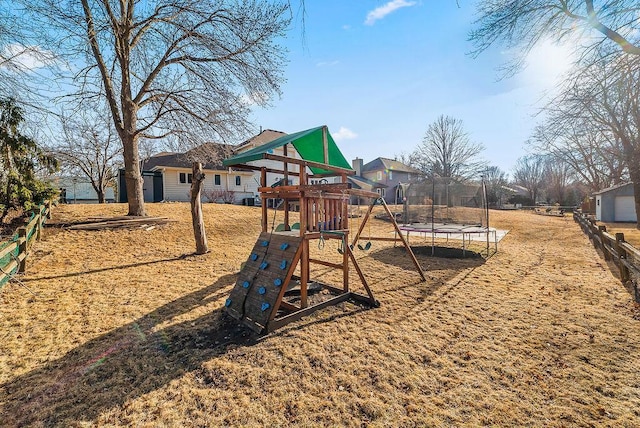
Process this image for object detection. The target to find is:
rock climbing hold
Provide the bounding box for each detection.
[242,281,250,289]
[261,240,269,247]
[280,242,289,250]
[225,298,232,307]
[260,261,269,270]
[250,253,258,261]
[274,278,283,287]
[258,286,266,295]
[280,260,287,270]
[261,302,270,311]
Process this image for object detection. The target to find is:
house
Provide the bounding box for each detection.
[351,157,422,204]
[119,143,257,204]
[118,129,301,204]
[53,176,115,203]
[594,182,637,222]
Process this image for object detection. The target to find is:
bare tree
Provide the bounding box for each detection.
[542,156,573,204]
[54,106,122,203]
[470,1,640,75]
[18,0,291,217]
[531,117,627,192]
[547,56,640,226]
[483,165,508,207]
[513,155,545,204]
[412,115,486,182]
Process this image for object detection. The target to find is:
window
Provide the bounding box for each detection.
[187,174,192,183]
[179,172,186,183]
[235,176,241,186]
[214,174,221,185]
[388,171,393,181]
[377,171,382,181]
[376,188,386,197]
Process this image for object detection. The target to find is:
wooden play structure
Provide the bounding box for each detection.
[222,126,425,333]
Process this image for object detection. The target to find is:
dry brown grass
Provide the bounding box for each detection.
[1,204,640,427]
[599,221,640,248]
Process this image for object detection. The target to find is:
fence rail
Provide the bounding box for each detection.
[573,211,640,302]
[0,201,52,287]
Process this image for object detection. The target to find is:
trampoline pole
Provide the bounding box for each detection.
[431,171,435,257]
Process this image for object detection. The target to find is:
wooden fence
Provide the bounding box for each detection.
[0,201,52,287]
[573,211,640,302]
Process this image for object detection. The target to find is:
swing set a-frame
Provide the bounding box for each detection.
[222,126,425,333]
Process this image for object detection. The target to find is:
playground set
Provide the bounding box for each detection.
[222,126,425,333]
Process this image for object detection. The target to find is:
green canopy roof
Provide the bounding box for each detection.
[223,126,353,175]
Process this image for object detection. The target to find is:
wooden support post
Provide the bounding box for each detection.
[301,238,309,308]
[47,200,52,219]
[18,227,27,273]
[260,168,267,233]
[343,231,349,292]
[283,144,290,229]
[351,202,375,247]
[615,233,630,282]
[346,244,375,304]
[598,226,610,260]
[322,126,329,164]
[379,198,426,281]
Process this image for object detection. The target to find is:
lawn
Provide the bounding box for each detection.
[1,204,639,427]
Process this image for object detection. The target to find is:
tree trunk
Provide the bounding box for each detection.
[97,189,105,204]
[190,162,209,254]
[121,133,146,216]
[628,162,640,231]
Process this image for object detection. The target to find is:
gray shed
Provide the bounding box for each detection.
[594,182,637,222]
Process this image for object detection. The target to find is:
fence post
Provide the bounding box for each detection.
[598,226,610,260]
[615,233,630,283]
[46,200,52,219]
[18,227,27,273]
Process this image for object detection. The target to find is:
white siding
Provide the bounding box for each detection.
[614,196,636,222]
[596,195,602,220]
[160,167,255,203]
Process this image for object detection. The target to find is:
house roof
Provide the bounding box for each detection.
[348,175,387,190]
[236,129,287,151]
[361,157,422,174]
[223,125,353,175]
[593,182,634,195]
[143,143,234,171]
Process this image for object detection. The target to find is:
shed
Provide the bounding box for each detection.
[594,182,637,222]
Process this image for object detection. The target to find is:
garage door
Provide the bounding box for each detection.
[614,196,637,222]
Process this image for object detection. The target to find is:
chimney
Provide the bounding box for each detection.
[352,157,363,176]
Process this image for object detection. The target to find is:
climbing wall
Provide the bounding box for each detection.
[225,232,302,333]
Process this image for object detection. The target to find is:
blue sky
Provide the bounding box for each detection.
[250,1,572,176]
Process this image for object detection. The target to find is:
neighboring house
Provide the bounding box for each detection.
[594,182,637,222]
[352,157,422,204]
[118,129,302,204]
[53,176,115,203]
[119,143,256,204]
[234,129,302,188]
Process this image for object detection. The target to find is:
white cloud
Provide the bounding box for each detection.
[365,0,417,26]
[333,126,358,142]
[0,44,56,71]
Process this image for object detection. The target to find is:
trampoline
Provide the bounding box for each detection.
[398,222,499,257]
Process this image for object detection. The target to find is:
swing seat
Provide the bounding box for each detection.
[358,242,372,251]
[275,223,286,232]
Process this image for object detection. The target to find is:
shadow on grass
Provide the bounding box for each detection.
[22,254,193,282]
[0,273,258,427]
[368,245,486,272]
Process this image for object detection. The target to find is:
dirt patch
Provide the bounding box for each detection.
[1,204,639,426]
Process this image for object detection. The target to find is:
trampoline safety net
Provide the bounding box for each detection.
[402,178,488,228]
